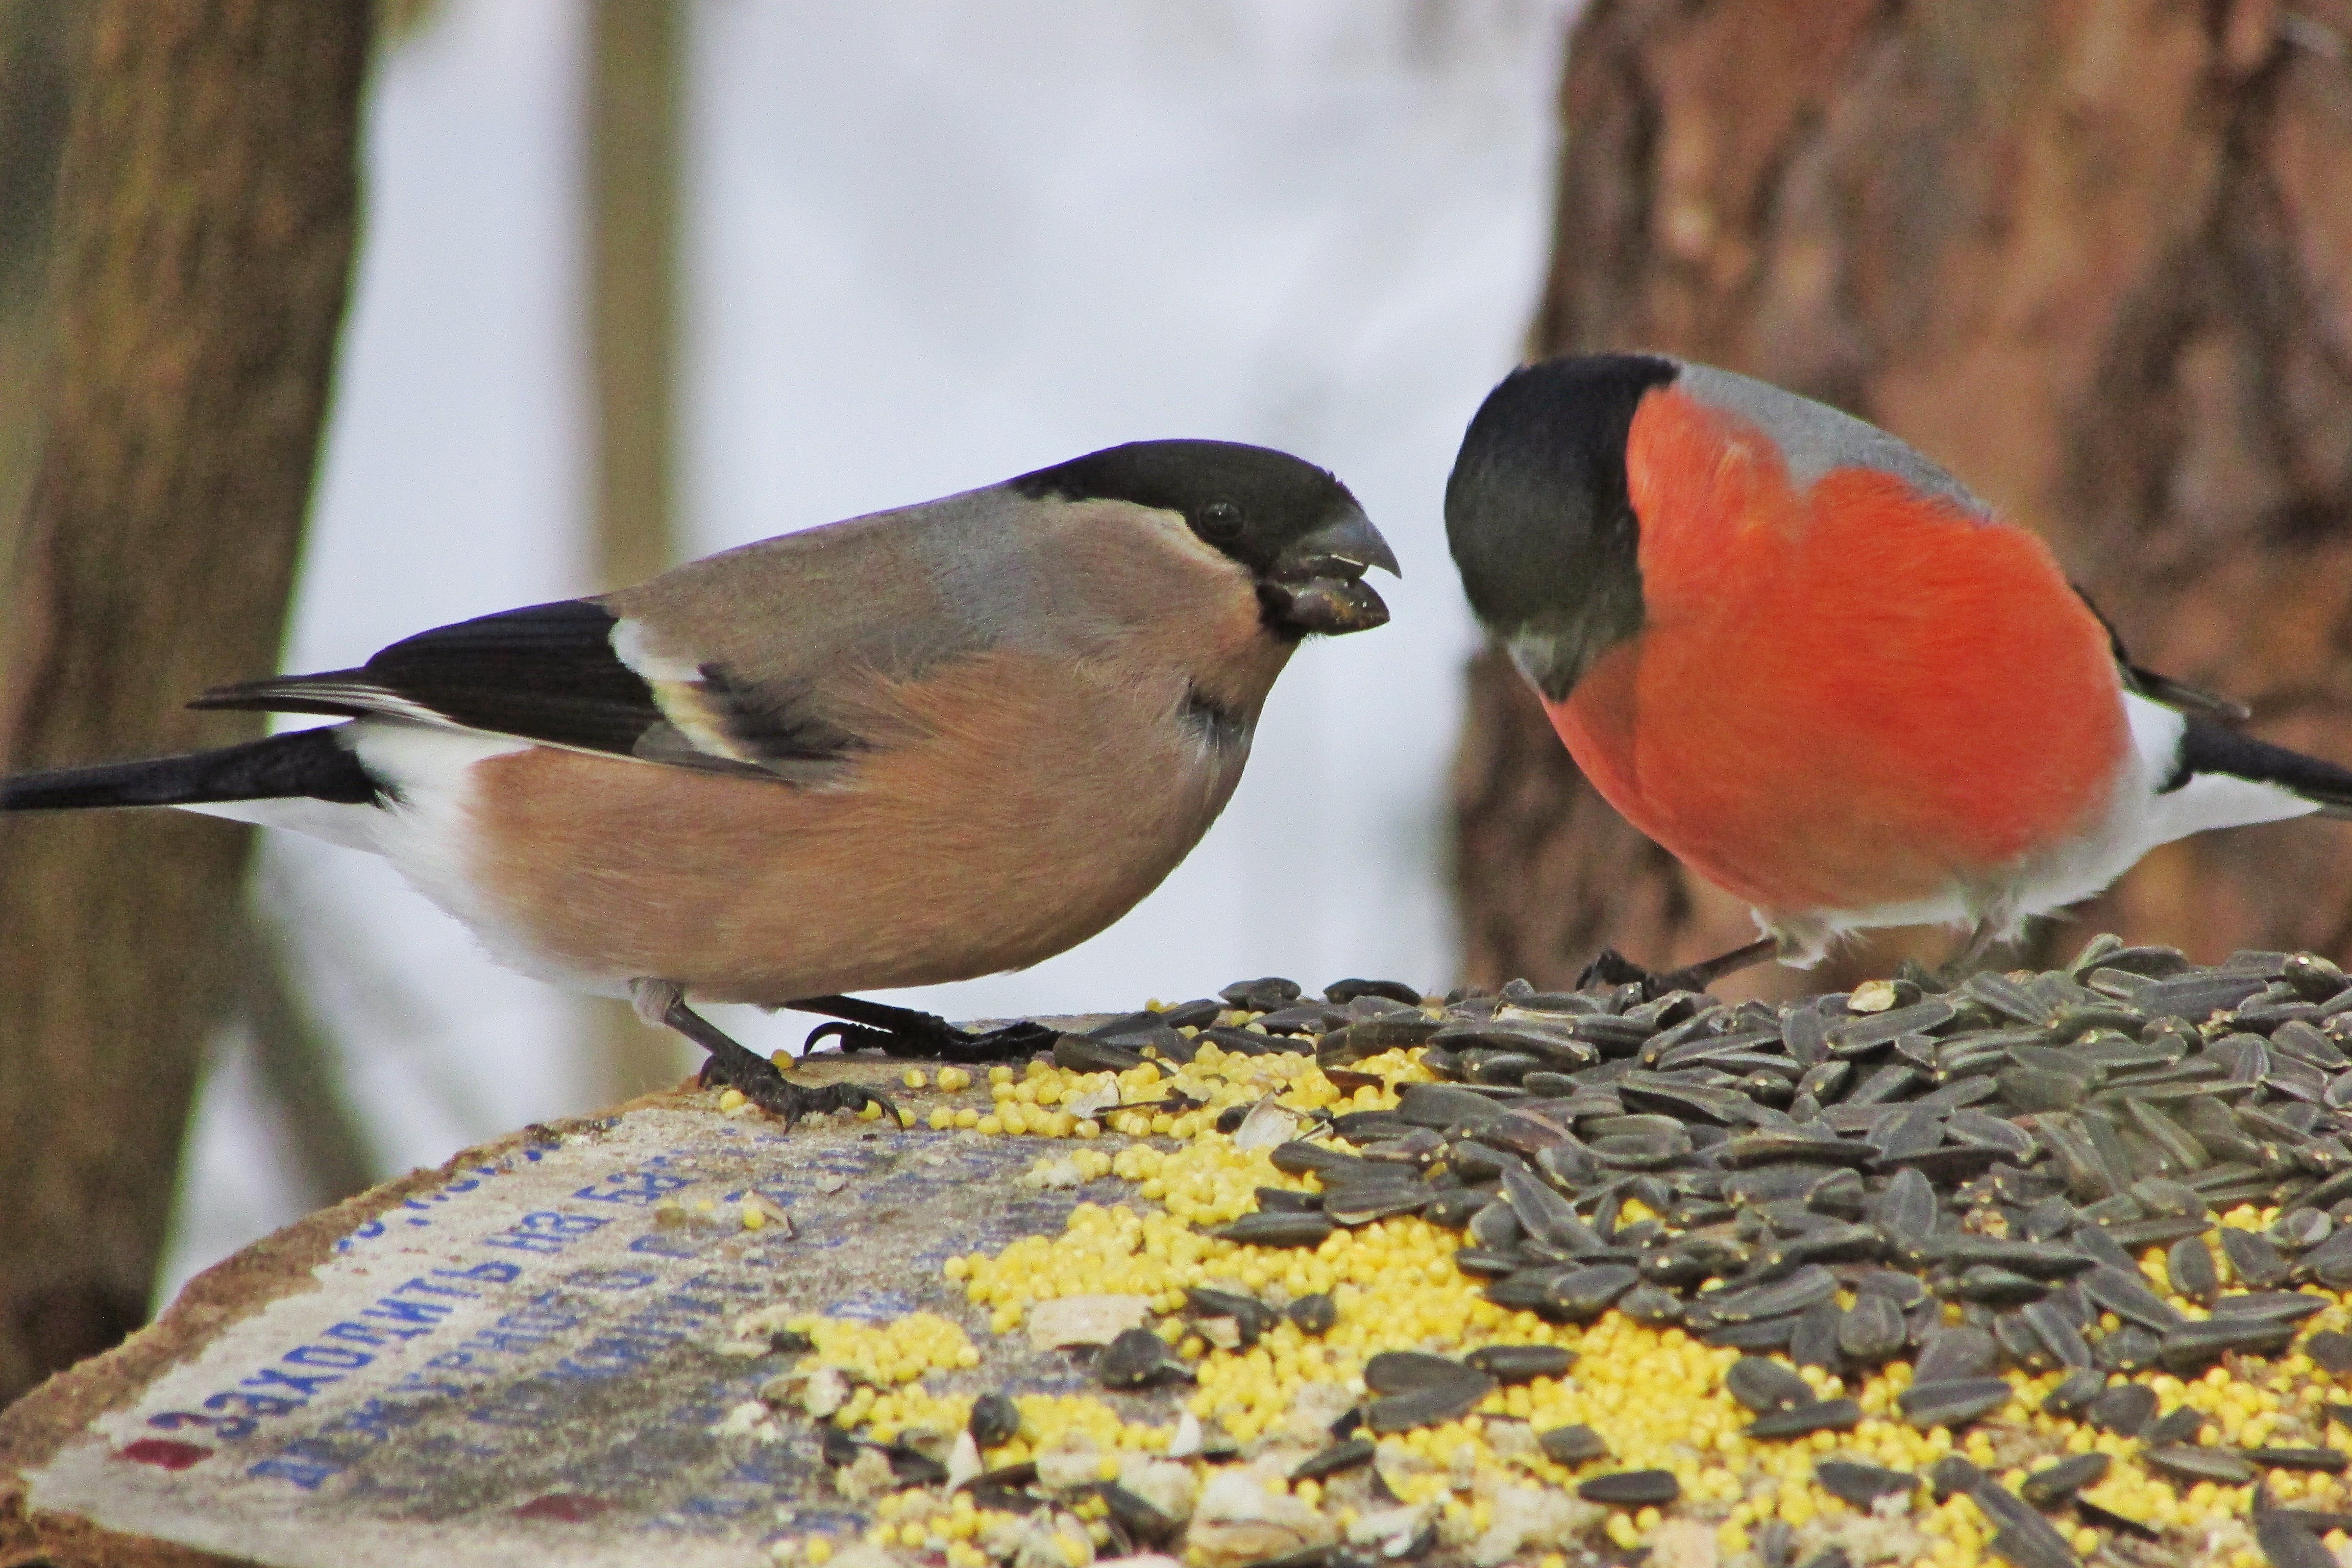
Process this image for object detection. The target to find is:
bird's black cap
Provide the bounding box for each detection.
[1014,438,1391,583]
[1446,353,1678,699]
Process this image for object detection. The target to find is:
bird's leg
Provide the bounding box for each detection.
[630,979,898,1127]
[1575,936,1781,999]
[1936,918,2015,985]
[787,993,1060,1063]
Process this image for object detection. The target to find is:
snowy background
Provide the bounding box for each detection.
[157,0,1573,1297]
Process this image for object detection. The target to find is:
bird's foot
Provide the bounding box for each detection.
[1575,936,1780,1000]
[632,979,900,1129]
[791,994,1059,1063]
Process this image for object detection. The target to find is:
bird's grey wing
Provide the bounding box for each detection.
[1671,360,1993,519]
[194,493,1019,780]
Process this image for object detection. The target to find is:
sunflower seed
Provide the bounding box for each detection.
[2086,1382,2157,1436]
[1578,1469,1679,1506]
[1218,1211,1336,1248]
[2144,1443,2257,1486]
[1840,1293,1908,1364]
[1098,1327,1193,1389]
[2042,1367,2106,1417]
[2018,1452,2109,1507]
[2222,1226,2295,1289]
[1747,1398,1862,1439]
[2159,1314,2300,1373]
[1537,1423,1607,1464]
[2167,1236,2221,1303]
[1814,1460,1915,1508]
[2253,1512,2335,1568]
[1288,1293,1338,1335]
[1915,1326,1999,1383]
[1897,1377,2013,1428]
[1289,1437,1377,1482]
[2249,1447,2351,1474]
[1463,1344,1574,1384]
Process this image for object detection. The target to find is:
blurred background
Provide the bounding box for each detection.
[6,0,2351,1408]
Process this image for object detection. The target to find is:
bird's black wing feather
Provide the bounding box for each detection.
[2171,717,2352,816]
[2,727,383,812]
[2072,584,2251,722]
[192,599,857,774]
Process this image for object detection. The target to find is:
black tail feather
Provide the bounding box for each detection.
[0,727,382,812]
[2175,717,2352,815]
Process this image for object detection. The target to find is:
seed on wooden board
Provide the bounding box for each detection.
[1098,1328,1193,1389]
[1789,1299,1844,1372]
[1985,1521,2082,1568]
[1839,1292,1907,1364]
[2097,1322,2164,1372]
[969,1391,1021,1449]
[1289,1437,1377,1482]
[1366,1381,1491,1433]
[1537,1423,1607,1464]
[2305,1329,2352,1374]
[2222,1226,2295,1289]
[1748,1400,1866,1445]
[2159,1314,2300,1373]
[1464,1344,1574,1384]
[1705,1265,1840,1324]
[2143,1404,2207,1447]
[2166,1236,2221,1303]
[2254,1512,2337,1568]
[2144,1443,2257,1486]
[1217,1212,1334,1248]
[1913,1326,1999,1384]
[2249,1448,2352,1474]
[2042,1368,2106,1417]
[1617,1284,1686,1325]
[1709,1359,1806,1418]
[1287,1293,1338,1335]
[2082,1266,2184,1331]
[1219,975,1302,1011]
[1542,1264,1641,1321]
[2020,1299,2093,1369]
[1324,977,1424,1007]
[1897,1378,2014,1428]
[1578,1469,1680,1506]
[1363,1350,1482,1395]
[1928,1455,1984,1501]
[2275,1207,2334,1250]
[2018,1452,2109,1507]
[1950,1266,2049,1307]
[1814,1460,1916,1508]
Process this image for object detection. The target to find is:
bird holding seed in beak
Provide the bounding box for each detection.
[1447,352,2352,990]
[2,439,1396,1122]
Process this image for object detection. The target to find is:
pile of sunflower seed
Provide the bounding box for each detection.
[1068,937,2352,1568]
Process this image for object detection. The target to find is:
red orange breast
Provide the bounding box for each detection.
[1544,386,2129,915]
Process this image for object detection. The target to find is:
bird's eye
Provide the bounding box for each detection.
[1198,502,1244,542]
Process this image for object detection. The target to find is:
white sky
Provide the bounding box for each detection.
[158,0,1571,1298]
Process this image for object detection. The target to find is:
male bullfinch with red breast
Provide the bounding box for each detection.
[3,440,1396,1122]
[1447,352,2352,988]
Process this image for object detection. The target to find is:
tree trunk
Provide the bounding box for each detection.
[0,2,368,1407]
[584,0,695,1100]
[1455,0,2352,995]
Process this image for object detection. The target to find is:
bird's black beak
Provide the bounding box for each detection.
[1262,508,1399,637]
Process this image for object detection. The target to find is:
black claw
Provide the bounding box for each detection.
[803,1020,900,1055]
[649,986,898,1131]
[791,995,1060,1063]
[1573,938,1778,1000]
[1575,947,1652,991]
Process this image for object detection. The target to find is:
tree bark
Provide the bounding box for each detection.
[1455,0,2352,995]
[585,0,695,1100]
[0,2,368,1406]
